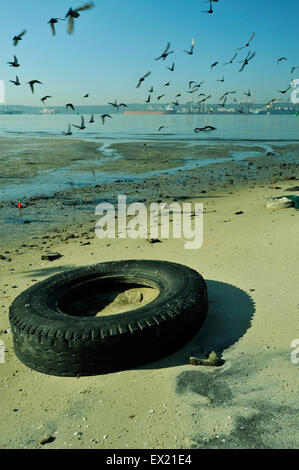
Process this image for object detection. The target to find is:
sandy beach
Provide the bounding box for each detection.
[0,137,298,449]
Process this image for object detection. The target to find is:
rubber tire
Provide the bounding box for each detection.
[9,260,208,377]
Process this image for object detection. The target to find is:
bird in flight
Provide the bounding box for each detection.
[277,57,287,65]
[48,18,66,36]
[101,114,112,125]
[266,98,280,107]
[73,115,86,130]
[223,53,238,65]
[148,86,154,93]
[175,93,181,98]
[108,99,127,111]
[237,33,255,50]
[167,62,175,72]
[13,30,26,46]
[157,95,165,101]
[10,76,21,86]
[194,125,216,132]
[41,96,51,104]
[27,80,42,94]
[291,66,299,74]
[145,95,151,103]
[184,38,195,55]
[83,93,89,98]
[158,126,167,132]
[136,71,151,88]
[217,76,225,82]
[220,91,236,101]
[66,103,75,111]
[63,124,72,136]
[65,2,95,34]
[155,42,174,61]
[89,114,95,123]
[172,99,179,106]
[197,94,212,104]
[211,61,219,70]
[236,108,244,114]
[203,0,214,14]
[244,89,251,97]
[278,86,291,94]
[219,96,227,107]
[239,51,256,72]
[164,81,171,87]
[7,55,20,67]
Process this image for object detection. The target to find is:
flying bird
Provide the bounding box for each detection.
[220,91,236,100]
[13,30,26,46]
[72,115,86,130]
[203,0,214,14]
[291,66,299,74]
[266,98,280,107]
[239,51,256,72]
[184,38,195,55]
[7,55,20,67]
[148,86,154,93]
[211,61,219,70]
[48,18,66,36]
[194,125,216,132]
[164,81,171,87]
[27,80,42,94]
[277,57,287,65]
[108,99,127,111]
[158,126,167,132]
[167,62,175,71]
[10,76,21,86]
[223,53,238,65]
[145,95,151,103]
[65,2,95,34]
[66,103,75,111]
[41,96,51,104]
[278,86,291,94]
[89,114,95,123]
[101,114,112,125]
[237,33,255,50]
[172,100,179,106]
[83,93,89,98]
[155,42,174,61]
[217,76,225,82]
[244,89,251,97]
[157,95,165,101]
[136,71,151,88]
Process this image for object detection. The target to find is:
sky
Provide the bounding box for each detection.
[0,0,299,107]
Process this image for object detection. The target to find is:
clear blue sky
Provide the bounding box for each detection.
[1,0,298,106]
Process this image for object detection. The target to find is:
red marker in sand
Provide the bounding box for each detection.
[17,202,23,209]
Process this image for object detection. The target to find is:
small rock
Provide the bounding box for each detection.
[266,197,293,209]
[235,211,244,215]
[41,253,63,261]
[147,238,162,244]
[39,434,55,445]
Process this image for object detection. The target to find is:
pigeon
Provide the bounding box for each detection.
[41,96,52,104]
[10,76,21,86]
[223,53,238,65]
[7,55,20,67]
[194,125,216,132]
[48,18,66,36]
[13,30,26,46]
[136,71,151,88]
[108,99,127,111]
[27,80,42,94]
[66,103,75,111]
[155,42,174,61]
[237,33,255,50]
[184,38,195,55]
[65,2,95,34]
[101,114,112,125]
[167,62,175,72]
[72,115,86,130]
[277,57,287,65]
[239,51,256,72]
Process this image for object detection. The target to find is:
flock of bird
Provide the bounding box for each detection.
[6,1,298,135]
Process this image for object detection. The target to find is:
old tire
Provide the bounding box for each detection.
[9,260,208,376]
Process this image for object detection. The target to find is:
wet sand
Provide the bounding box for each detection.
[0,138,299,449]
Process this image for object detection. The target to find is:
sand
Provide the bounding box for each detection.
[0,139,299,449]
